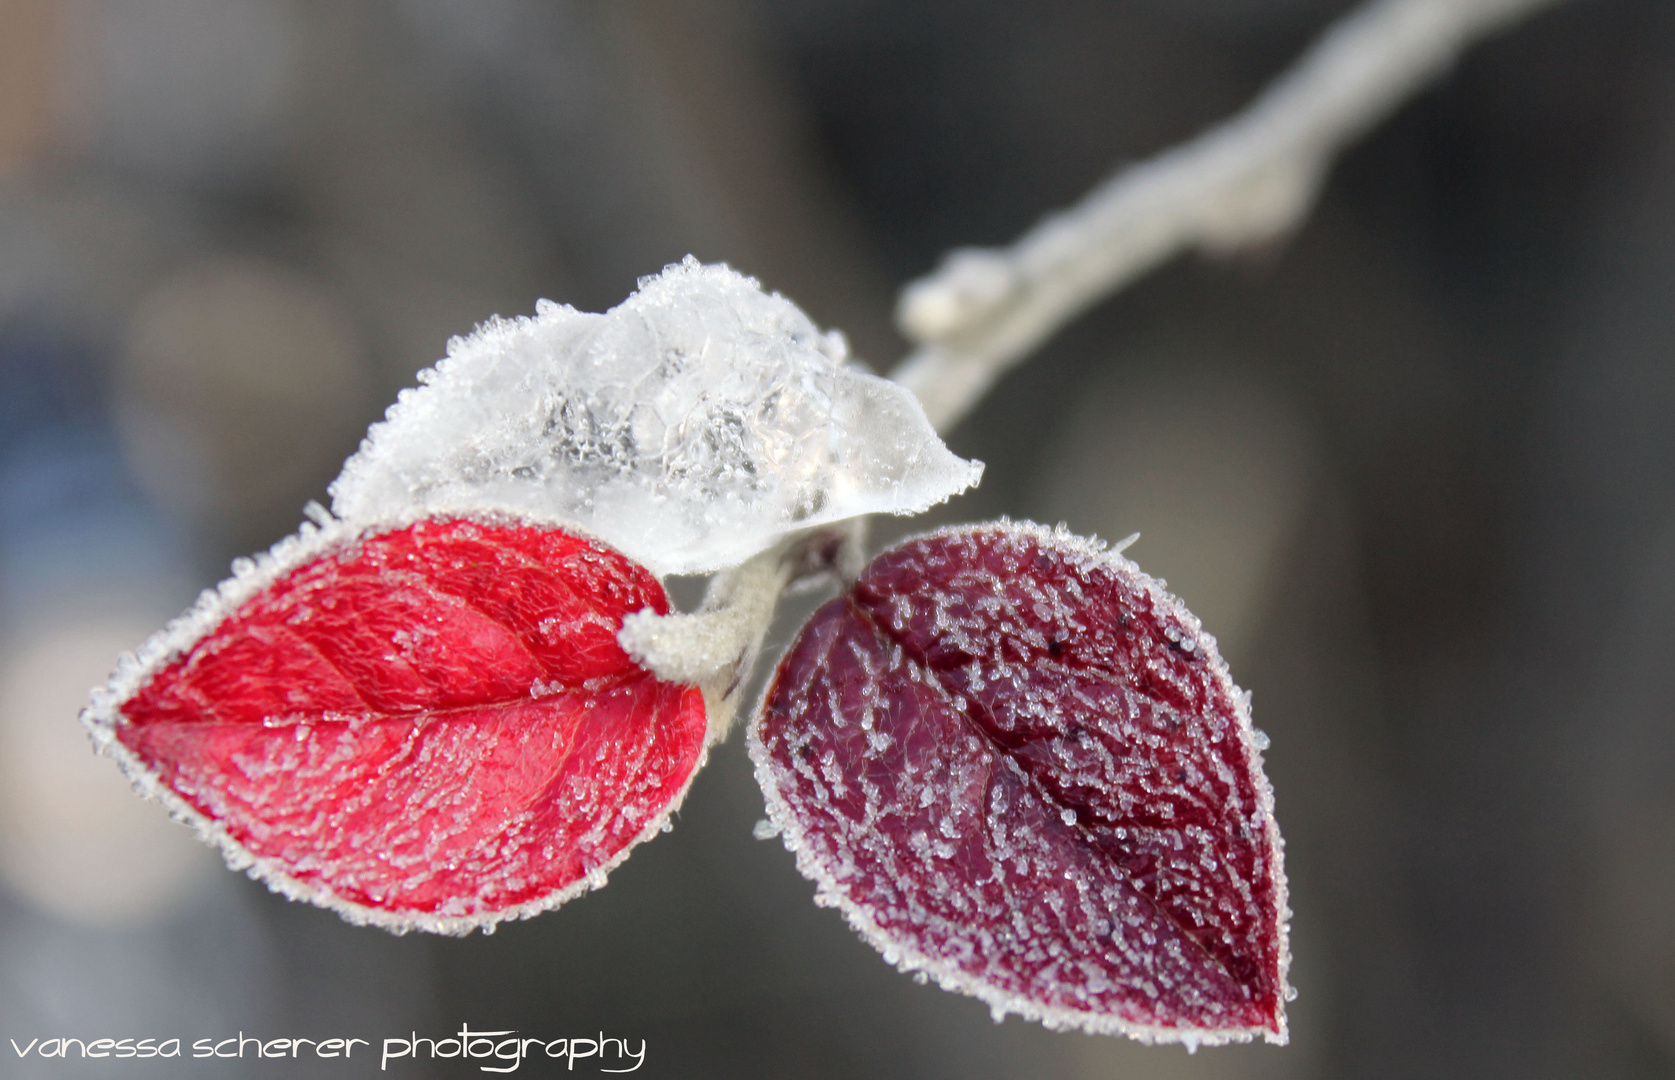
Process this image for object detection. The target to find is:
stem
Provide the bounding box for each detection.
[621,549,790,742]
[890,0,1567,434]
[620,520,864,742]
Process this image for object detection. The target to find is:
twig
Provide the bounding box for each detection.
[890,0,1568,434]
[626,0,1566,716]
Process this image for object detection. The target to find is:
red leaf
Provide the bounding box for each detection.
[87,517,707,933]
[750,522,1289,1045]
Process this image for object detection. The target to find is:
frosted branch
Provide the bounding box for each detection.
[625,0,1563,736]
[891,0,1567,433]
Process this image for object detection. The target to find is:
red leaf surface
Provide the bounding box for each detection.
[750,522,1289,1045]
[88,517,707,933]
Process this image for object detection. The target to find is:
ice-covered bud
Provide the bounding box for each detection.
[330,257,983,576]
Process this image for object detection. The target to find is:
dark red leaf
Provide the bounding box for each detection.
[750,522,1289,1045]
[89,517,707,933]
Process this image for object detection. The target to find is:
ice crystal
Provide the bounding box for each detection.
[750,521,1290,1044]
[330,257,982,576]
[82,518,707,934]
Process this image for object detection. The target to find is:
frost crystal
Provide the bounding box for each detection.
[750,521,1290,1045]
[330,257,982,576]
[83,518,708,935]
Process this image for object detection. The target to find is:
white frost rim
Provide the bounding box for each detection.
[745,517,1292,1047]
[79,503,708,936]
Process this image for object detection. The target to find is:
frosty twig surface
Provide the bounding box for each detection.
[890,0,1568,434]
[625,0,1567,720]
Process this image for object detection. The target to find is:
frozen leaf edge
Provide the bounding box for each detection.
[745,518,1292,1046]
[79,506,708,936]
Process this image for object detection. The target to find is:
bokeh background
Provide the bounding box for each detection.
[2,0,1673,1076]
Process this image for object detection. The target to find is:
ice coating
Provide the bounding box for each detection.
[329,257,983,576]
[750,521,1289,1044]
[82,518,708,934]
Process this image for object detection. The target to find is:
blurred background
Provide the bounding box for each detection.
[1,0,1671,1076]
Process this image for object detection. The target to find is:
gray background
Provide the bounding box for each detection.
[1,0,1672,1076]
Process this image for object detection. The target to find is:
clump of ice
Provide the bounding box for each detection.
[330,258,982,576]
